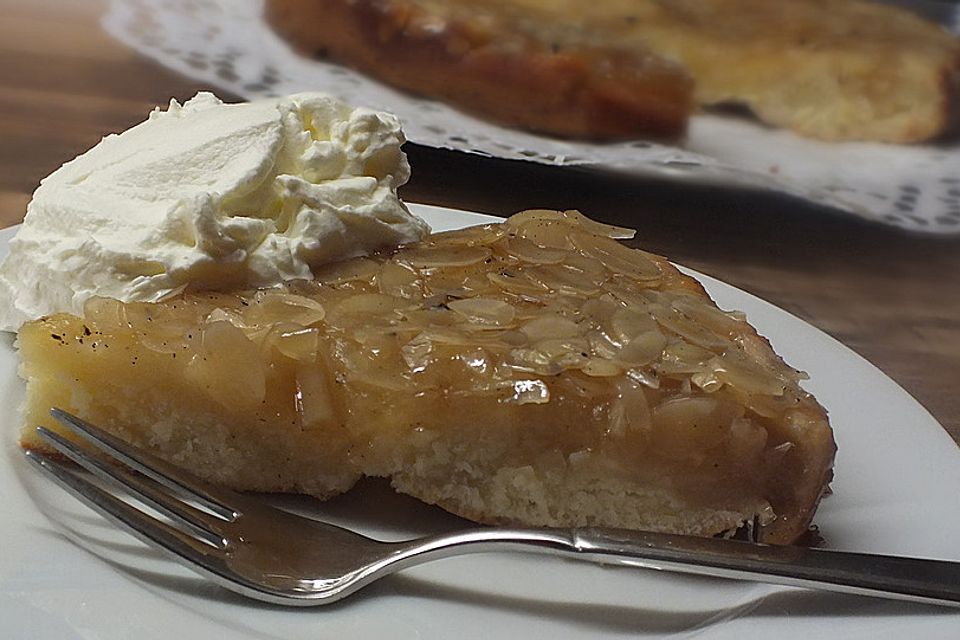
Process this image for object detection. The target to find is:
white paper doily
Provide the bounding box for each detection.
[103,0,960,234]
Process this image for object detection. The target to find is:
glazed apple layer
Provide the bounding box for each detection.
[17,211,835,544]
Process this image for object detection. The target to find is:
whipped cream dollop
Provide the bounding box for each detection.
[0,92,429,331]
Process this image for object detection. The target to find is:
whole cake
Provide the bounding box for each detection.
[267,0,960,143]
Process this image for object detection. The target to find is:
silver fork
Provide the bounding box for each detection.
[23,408,960,609]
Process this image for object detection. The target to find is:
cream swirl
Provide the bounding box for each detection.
[0,92,429,331]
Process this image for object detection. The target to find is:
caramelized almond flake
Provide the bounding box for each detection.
[610,308,658,343]
[570,231,661,282]
[581,296,621,323]
[712,355,789,397]
[294,363,337,430]
[603,282,652,308]
[205,307,246,328]
[520,314,580,341]
[492,330,529,348]
[447,297,516,327]
[626,367,661,389]
[526,265,603,296]
[727,417,768,465]
[499,235,569,264]
[83,296,127,328]
[272,327,321,362]
[618,329,668,367]
[153,283,189,303]
[312,257,380,285]
[425,224,505,247]
[138,329,185,355]
[247,291,327,327]
[609,377,652,436]
[581,358,623,377]
[690,369,724,393]
[651,306,731,352]
[486,269,550,295]
[558,210,636,239]
[377,261,424,299]
[400,335,433,372]
[456,347,490,375]
[510,215,577,250]
[416,326,519,352]
[587,330,621,359]
[562,253,608,278]
[671,295,743,337]
[745,392,798,419]
[332,293,404,317]
[403,245,492,268]
[504,209,567,228]
[651,396,727,461]
[186,320,266,411]
[504,379,550,405]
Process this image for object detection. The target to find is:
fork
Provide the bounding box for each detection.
[23,408,960,609]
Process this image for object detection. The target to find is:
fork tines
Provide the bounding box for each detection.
[24,408,240,562]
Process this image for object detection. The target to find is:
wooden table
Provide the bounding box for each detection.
[2,0,958,445]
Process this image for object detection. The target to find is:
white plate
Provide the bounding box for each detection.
[2,204,960,639]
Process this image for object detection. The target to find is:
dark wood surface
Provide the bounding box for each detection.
[1,0,958,444]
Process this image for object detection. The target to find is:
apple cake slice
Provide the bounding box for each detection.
[17,211,835,544]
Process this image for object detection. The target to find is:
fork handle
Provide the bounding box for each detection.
[562,527,960,608]
[408,527,960,609]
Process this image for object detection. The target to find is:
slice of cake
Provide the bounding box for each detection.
[17,211,836,544]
